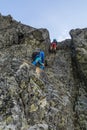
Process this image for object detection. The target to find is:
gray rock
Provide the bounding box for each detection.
[0,13,87,130]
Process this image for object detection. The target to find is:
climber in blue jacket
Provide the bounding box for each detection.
[32,49,45,70]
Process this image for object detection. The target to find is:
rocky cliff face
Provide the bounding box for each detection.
[0,14,87,130]
[70,29,87,130]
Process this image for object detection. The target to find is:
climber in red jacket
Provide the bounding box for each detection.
[49,39,57,53]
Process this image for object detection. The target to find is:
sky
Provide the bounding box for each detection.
[0,0,87,41]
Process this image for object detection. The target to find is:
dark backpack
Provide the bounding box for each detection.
[32,51,40,61]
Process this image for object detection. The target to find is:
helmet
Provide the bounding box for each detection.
[53,39,57,42]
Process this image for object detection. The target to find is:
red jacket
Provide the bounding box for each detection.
[51,42,57,49]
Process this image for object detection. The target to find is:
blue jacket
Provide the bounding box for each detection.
[39,51,45,63]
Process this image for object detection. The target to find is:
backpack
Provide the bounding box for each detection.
[32,51,40,61]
